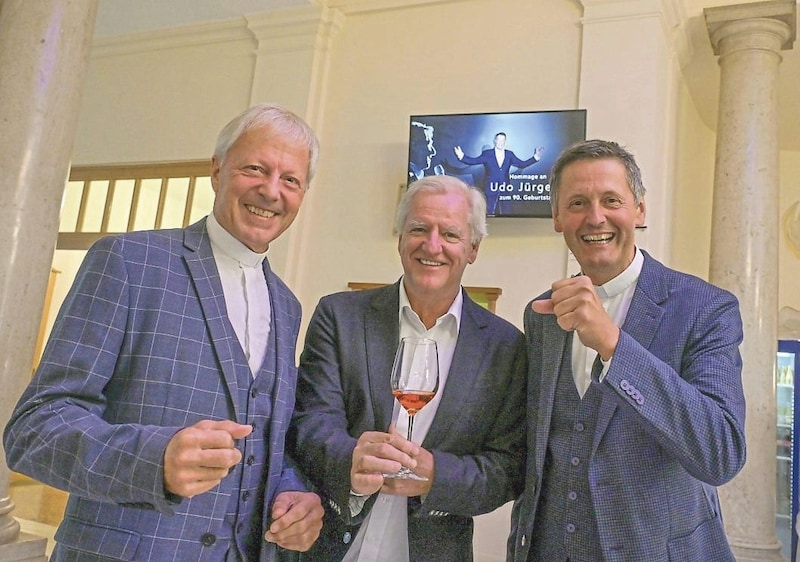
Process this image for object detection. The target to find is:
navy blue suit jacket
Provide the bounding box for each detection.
[5,218,305,561]
[509,251,746,561]
[288,282,527,561]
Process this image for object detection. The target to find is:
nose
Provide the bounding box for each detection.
[586,202,606,226]
[258,173,281,200]
[422,231,442,253]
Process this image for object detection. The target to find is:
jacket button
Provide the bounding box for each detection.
[201,533,216,546]
[343,532,352,544]
[246,455,255,465]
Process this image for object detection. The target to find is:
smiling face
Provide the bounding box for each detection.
[494,133,506,150]
[211,126,309,253]
[398,190,479,309]
[553,158,646,285]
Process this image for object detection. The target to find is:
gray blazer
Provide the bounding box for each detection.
[509,251,746,562]
[288,282,527,561]
[5,218,305,561]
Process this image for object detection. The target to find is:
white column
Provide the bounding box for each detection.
[705,1,796,560]
[0,0,98,559]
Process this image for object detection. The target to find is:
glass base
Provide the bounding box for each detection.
[382,467,428,481]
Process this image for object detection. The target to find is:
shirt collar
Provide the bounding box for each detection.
[595,247,644,299]
[206,213,267,269]
[398,276,463,332]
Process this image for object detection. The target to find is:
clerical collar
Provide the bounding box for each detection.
[206,214,267,269]
[594,247,644,300]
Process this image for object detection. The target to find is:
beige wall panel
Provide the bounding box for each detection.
[302,0,583,329]
[72,37,256,164]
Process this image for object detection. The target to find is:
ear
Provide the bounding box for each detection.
[553,211,564,233]
[210,156,221,193]
[635,198,647,227]
[468,242,480,264]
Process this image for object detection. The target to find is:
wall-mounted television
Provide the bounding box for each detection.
[407,109,587,218]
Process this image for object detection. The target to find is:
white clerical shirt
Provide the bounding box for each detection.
[571,248,643,398]
[206,214,271,375]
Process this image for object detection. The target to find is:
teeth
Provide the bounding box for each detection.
[582,233,612,243]
[420,259,443,266]
[246,204,275,218]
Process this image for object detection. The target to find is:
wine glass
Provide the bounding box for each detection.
[384,337,439,480]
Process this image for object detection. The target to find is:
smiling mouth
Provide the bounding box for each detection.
[246,204,275,218]
[581,233,613,244]
[419,259,444,267]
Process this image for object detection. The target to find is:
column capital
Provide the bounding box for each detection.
[705,0,796,55]
[246,6,345,54]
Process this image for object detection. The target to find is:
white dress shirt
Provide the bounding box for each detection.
[494,147,505,167]
[206,214,271,375]
[343,279,462,562]
[571,248,643,397]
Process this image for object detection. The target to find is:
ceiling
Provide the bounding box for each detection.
[93,0,799,151]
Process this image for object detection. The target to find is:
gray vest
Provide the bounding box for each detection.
[221,313,278,562]
[529,341,602,562]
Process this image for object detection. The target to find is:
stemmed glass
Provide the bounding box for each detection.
[384,337,439,481]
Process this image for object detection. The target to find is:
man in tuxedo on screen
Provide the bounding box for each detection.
[508,139,746,561]
[288,175,527,561]
[454,131,544,216]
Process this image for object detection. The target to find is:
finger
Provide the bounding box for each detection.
[532,299,555,314]
[357,429,419,460]
[354,441,417,471]
[268,494,323,542]
[194,419,253,441]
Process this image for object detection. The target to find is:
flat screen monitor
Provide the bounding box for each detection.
[407,109,587,218]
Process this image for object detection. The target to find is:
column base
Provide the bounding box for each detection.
[0,531,47,562]
[730,539,786,562]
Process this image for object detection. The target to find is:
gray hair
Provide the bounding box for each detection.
[213,103,320,187]
[550,139,645,211]
[395,175,488,246]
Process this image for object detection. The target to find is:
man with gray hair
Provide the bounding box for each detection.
[6,103,324,561]
[289,175,527,561]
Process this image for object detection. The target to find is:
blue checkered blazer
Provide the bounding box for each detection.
[4,218,304,561]
[508,251,746,562]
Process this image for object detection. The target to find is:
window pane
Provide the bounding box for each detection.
[82,180,109,232]
[107,179,135,232]
[133,178,162,231]
[189,177,214,224]
[161,177,189,229]
[60,181,84,232]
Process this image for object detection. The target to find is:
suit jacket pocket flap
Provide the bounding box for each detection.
[55,515,141,560]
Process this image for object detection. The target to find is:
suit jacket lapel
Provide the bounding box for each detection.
[537,315,569,471]
[263,258,299,448]
[183,219,241,418]
[365,284,401,432]
[420,294,488,447]
[592,253,666,452]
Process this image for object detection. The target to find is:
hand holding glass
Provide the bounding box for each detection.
[384,337,439,481]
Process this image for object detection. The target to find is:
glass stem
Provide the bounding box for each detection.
[407,414,415,442]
